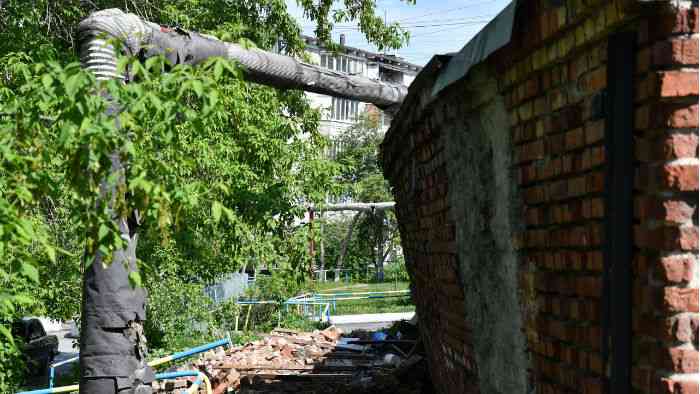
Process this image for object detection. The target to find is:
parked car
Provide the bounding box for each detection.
[12,317,59,375]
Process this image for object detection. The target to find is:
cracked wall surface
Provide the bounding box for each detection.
[444,65,529,394]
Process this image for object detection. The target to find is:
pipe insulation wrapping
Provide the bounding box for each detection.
[78,9,153,80]
[224,44,407,107]
[78,8,407,107]
[77,8,157,394]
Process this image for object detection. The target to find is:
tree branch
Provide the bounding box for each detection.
[313,202,395,212]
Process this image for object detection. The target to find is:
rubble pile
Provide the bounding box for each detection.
[155,324,432,393]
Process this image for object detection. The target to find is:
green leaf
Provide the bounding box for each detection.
[98,223,110,241]
[0,325,14,346]
[128,271,142,289]
[191,80,204,97]
[212,201,223,224]
[41,74,53,90]
[19,261,39,283]
[45,245,56,263]
[223,206,235,222]
[65,74,82,98]
[117,56,131,75]
[13,294,34,306]
[145,56,163,72]
[213,61,224,80]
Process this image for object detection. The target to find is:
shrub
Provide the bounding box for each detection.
[384,259,409,283]
[145,274,218,353]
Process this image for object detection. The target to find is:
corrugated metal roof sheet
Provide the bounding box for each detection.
[431,0,517,97]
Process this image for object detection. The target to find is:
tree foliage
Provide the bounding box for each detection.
[320,115,402,281]
[0,0,412,389]
[297,0,413,51]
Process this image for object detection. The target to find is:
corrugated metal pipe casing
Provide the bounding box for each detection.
[78,9,153,80]
[78,8,407,107]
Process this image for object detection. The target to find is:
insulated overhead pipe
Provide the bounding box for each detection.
[79,9,407,107]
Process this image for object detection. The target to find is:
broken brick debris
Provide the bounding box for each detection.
[154,324,431,393]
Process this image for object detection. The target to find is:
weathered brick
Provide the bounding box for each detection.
[658,379,700,394]
[583,376,603,394]
[662,164,700,191]
[581,67,607,94]
[640,8,699,44]
[637,102,699,130]
[655,255,697,285]
[584,120,605,144]
[568,176,586,197]
[635,104,651,130]
[660,103,699,129]
[634,312,699,343]
[662,346,700,373]
[634,225,699,251]
[632,366,653,391]
[587,251,603,272]
[546,133,565,155]
[657,71,699,97]
[635,196,697,224]
[534,97,548,119]
[664,286,700,313]
[590,146,605,167]
[652,38,699,66]
[550,88,568,110]
[565,127,584,150]
[586,171,605,193]
[636,73,656,102]
[526,77,540,99]
[637,46,651,74]
[584,17,595,44]
[576,276,602,297]
[672,313,699,343]
[636,132,699,162]
[637,164,700,192]
[573,54,588,81]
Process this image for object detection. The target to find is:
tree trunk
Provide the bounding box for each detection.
[335,212,361,282]
[308,208,315,280]
[374,211,385,282]
[319,216,325,282]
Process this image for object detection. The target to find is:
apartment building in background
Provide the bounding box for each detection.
[301,34,421,148]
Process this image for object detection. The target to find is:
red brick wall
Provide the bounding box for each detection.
[632,6,699,394]
[382,1,699,394]
[498,3,613,393]
[383,98,479,393]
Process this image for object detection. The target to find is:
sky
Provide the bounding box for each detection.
[285,0,512,66]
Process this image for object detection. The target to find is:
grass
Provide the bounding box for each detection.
[313,281,415,315]
[314,281,411,293]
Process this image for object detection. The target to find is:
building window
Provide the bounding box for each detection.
[320,53,362,121]
[331,97,359,121]
[321,54,363,75]
[380,110,392,129]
